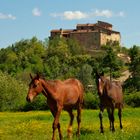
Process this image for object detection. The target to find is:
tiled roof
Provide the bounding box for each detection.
[98,21,112,27]
[51,29,74,33]
[77,23,95,27]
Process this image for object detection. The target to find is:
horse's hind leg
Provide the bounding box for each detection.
[110,108,115,132]
[67,109,74,138]
[118,108,123,129]
[76,105,81,136]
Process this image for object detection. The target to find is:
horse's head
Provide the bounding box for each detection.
[95,72,106,96]
[26,73,43,102]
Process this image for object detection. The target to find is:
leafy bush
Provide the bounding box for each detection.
[124,92,140,107]
[0,71,49,111]
[0,71,27,111]
[112,71,121,78]
[23,95,49,111]
[84,92,99,109]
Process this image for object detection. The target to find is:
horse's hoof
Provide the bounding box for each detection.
[100,130,104,133]
[76,131,80,137]
[60,135,63,140]
[100,128,104,133]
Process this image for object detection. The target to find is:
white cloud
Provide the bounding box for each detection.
[94,9,113,18]
[0,13,16,20]
[51,11,88,20]
[32,8,41,16]
[51,9,125,20]
[63,11,88,20]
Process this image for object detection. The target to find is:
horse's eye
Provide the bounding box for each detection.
[33,83,37,88]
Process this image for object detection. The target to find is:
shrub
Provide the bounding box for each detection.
[0,71,27,111]
[23,95,49,111]
[84,92,99,109]
[124,92,140,107]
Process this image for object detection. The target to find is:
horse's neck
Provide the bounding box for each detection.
[40,79,57,99]
[104,79,111,93]
[104,79,119,93]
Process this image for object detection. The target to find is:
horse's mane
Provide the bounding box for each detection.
[104,77,122,89]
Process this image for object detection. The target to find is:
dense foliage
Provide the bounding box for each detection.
[0,36,140,111]
[127,46,140,91]
[0,71,27,111]
[123,46,140,90]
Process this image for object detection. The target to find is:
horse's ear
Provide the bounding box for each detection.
[95,71,98,76]
[36,73,40,80]
[30,73,33,80]
[101,71,104,76]
[95,71,100,78]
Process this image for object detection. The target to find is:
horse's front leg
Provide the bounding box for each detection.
[99,107,104,133]
[57,122,63,140]
[107,108,112,131]
[52,107,62,140]
[118,108,123,129]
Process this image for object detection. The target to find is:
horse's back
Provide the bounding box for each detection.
[64,78,83,91]
[109,81,123,107]
[50,78,83,94]
[64,78,81,85]
[62,78,84,106]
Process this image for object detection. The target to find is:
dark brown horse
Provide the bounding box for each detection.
[95,72,123,133]
[26,74,84,140]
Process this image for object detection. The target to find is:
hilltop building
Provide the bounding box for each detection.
[50,21,121,49]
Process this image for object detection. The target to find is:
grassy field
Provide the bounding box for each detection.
[0,108,140,140]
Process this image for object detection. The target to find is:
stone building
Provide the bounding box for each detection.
[50,21,121,49]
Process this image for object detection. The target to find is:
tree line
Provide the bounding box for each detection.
[0,36,140,111]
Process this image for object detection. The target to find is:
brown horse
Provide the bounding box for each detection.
[95,72,123,133]
[26,74,84,140]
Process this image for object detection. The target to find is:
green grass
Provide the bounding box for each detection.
[0,108,140,140]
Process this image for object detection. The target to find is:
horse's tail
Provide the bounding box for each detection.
[71,79,84,110]
[76,79,84,107]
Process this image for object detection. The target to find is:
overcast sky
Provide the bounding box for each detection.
[0,0,140,48]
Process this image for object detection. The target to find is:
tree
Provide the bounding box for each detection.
[102,46,122,80]
[67,38,85,55]
[78,64,94,91]
[48,36,70,58]
[0,37,46,77]
[128,45,140,91]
